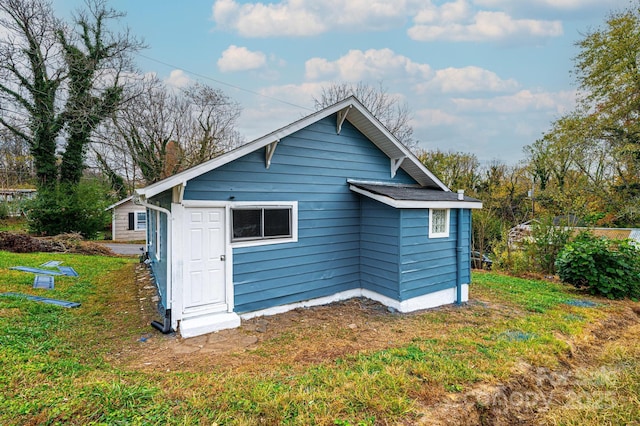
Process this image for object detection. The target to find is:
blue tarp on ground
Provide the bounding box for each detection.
[0,292,80,308]
[33,275,54,289]
[57,266,78,277]
[10,266,63,276]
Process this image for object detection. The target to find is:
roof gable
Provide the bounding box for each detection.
[105,195,133,211]
[137,96,449,199]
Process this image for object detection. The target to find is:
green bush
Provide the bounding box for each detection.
[524,216,572,274]
[555,232,640,299]
[25,179,113,239]
[0,202,9,220]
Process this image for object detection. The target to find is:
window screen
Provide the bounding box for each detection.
[232,207,291,241]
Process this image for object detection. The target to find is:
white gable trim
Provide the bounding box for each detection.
[136,97,449,199]
[105,195,133,211]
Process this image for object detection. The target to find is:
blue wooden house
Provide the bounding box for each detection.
[135,97,482,337]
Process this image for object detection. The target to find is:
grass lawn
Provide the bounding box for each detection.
[0,251,638,425]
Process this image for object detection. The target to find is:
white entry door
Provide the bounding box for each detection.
[183,208,227,316]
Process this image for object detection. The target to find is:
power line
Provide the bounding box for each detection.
[135,52,314,112]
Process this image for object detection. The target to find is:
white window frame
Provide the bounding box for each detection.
[230,201,298,248]
[429,208,450,238]
[134,211,147,231]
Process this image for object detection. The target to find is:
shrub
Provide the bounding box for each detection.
[555,232,640,299]
[0,202,8,220]
[524,216,572,275]
[25,179,113,239]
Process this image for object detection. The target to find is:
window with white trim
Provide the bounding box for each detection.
[135,211,146,231]
[230,202,298,248]
[232,206,292,242]
[429,208,450,238]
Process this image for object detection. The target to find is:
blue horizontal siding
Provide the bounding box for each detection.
[398,209,472,301]
[360,198,400,299]
[181,115,415,313]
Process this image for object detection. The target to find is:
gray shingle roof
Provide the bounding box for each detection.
[350,183,481,203]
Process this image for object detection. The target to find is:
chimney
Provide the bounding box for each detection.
[457,189,464,201]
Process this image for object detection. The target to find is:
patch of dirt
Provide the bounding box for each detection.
[120,264,640,424]
[0,231,113,255]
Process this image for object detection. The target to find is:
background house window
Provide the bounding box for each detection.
[128,211,147,231]
[136,211,146,230]
[232,207,292,241]
[429,208,450,238]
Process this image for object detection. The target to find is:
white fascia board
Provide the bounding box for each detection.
[349,185,483,209]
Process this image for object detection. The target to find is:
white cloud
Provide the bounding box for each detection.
[412,108,461,127]
[304,49,516,96]
[418,66,519,93]
[165,69,191,88]
[409,5,563,42]
[212,0,568,43]
[211,0,420,37]
[305,48,431,82]
[474,0,628,13]
[212,0,326,37]
[218,45,267,72]
[451,89,576,114]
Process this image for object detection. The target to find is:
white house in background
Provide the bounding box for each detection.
[106,196,147,241]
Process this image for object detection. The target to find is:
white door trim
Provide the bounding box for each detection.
[181,206,231,318]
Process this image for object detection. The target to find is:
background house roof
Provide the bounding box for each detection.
[105,196,134,211]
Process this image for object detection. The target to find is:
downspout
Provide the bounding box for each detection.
[456,190,464,305]
[134,194,173,334]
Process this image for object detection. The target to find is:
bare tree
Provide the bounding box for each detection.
[93,77,243,187]
[180,83,242,169]
[0,128,34,187]
[313,81,415,149]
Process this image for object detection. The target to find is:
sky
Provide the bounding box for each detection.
[52,0,631,165]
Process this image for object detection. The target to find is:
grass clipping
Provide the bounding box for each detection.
[0,231,112,255]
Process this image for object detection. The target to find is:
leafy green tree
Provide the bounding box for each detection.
[0,0,141,236]
[416,149,480,192]
[0,0,64,188]
[57,2,141,186]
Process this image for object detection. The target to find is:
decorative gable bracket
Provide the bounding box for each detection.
[336,105,352,134]
[391,157,406,178]
[265,139,279,169]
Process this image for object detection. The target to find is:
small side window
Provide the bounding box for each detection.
[429,208,450,238]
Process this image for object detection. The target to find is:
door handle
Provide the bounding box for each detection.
[220,255,226,261]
